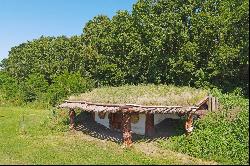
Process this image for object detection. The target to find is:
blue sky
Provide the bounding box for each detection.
[0,0,137,61]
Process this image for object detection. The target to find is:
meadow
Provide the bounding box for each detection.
[0,106,217,165]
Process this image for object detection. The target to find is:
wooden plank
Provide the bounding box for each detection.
[125,104,141,107]
[141,105,182,108]
[64,100,183,109]
[65,100,122,107]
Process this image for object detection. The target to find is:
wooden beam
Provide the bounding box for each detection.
[64,100,182,109]
[60,101,200,114]
[195,96,209,107]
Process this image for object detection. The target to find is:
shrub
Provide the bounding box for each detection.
[46,71,94,106]
[21,73,49,103]
[158,88,249,164]
[0,72,23,105]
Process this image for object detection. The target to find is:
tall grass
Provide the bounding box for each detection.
[69,84,208,106]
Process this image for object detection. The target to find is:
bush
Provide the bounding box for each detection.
[46,71,94,106]
[0,72,23,105]
[0,71,94,107]
[158,89,249,164]
[21,73,49,103]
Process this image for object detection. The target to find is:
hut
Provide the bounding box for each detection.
[58,85,218,147]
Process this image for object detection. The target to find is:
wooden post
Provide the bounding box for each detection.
[145,112,155,137]
[122,111,132,148]
[69,109,76,130]
[108,113,114,131]
[92,112,95,121]
[185,112,194,136]
[215,97,219,110]
[211,97,216,111]
[208,95,212,111]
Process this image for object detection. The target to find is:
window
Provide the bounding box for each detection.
[131,112,139,124]
[98,112,106,119]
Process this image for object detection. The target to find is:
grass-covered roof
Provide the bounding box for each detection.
[69,84,208,106]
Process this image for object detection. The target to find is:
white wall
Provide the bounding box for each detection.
[95,112,146,135]
[131,114,146,135]
[95,112,110,128]
[154,113,180,125]
[94,112,179,135]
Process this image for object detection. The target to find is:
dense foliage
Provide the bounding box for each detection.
[158,89,249,164]
[0,71,94,106]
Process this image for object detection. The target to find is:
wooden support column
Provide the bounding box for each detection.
[122,111,132,148]
[145,112,155,137]
[92,112,95,121]
[185,112,194,136]
[108,113,114,131]
[69,108,76,130]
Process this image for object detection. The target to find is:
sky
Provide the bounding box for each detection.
[0,0,137,61]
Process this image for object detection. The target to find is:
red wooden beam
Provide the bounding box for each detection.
[122,112,132,148]
[185,113,194,136]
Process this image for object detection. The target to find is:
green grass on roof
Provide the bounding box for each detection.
[69,84,209,106]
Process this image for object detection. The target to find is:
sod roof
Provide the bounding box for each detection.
[68,84,208,107]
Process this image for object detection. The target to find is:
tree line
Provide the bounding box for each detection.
[0,0,249,105]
